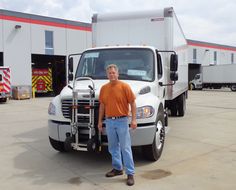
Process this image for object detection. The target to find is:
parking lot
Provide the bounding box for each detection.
[0,90,236,190]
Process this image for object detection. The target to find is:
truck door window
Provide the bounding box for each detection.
[156,51,163,79]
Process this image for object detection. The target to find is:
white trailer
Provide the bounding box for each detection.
[92,8,189,112]
[48,7,188,161]
[190,64,236,91]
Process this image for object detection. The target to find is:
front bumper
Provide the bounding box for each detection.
[48,120,156,146]
[48,120,71,142]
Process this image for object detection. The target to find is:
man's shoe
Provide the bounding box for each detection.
[105,169,123,177]
[127,175,134,186]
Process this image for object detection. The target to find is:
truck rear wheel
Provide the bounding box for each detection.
[170,104,177,116]
[49,137,66,152]
[177,93,186,117]
[142,111,165,161]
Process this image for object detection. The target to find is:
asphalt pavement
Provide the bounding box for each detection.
[0,90,235,190]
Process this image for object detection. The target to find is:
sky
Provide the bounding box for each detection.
[1,0,236,46]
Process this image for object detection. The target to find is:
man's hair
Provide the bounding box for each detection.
[106,64,119,72]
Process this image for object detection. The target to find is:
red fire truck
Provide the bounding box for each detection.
[32,68,53,94]
[0,67,11,103]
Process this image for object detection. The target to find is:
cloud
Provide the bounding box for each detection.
[0,0,236,46]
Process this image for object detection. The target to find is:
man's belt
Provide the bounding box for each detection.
[106,116,127,120]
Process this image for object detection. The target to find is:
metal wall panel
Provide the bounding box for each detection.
[3,19,31,85]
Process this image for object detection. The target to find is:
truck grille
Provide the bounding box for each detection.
[61,99,100,124]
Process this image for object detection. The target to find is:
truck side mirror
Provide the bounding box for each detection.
[170,72,178,81]
[170,54,178,72]
[68,57,74,73]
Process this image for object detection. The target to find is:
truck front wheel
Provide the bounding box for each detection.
[49,137,66,152]
[142,112,165,161]
[0,98,7,103]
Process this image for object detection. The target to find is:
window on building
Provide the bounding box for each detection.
[193,49,197,63]
[0,52,3,66]
[45,31,54,55]
[214,51,217,64]
[231,53,234,64]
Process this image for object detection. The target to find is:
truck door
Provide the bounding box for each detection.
[156,51,165,98]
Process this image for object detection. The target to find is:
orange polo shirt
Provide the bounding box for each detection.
[99,80,136,117]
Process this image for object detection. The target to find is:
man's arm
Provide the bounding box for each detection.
[98,103,105,132]
[130,101,137,129]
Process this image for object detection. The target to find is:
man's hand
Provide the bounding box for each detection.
[98,122,103,132]
[130,101,137,129]
[98,103,105,133]
[130,119,137,129]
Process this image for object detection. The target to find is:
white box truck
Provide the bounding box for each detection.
[190,64,236,91]
[48,7,188,161]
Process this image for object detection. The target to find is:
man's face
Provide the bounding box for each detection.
[107,67,119,82]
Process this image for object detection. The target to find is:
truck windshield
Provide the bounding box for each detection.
[194,74,200,80]
[75,48,154,81]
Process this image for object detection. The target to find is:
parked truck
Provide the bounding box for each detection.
[190,64,236,91]
[32,68,53,94]
[0,66,11,103]
[48,7,188,161]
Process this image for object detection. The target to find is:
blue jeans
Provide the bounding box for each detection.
[105,117,135,175]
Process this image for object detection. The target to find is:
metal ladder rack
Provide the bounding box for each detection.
[68,77,101,152]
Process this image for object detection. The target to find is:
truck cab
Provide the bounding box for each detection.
[190,73,203,90]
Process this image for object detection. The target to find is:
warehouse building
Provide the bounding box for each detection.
[1,9,236,97]
[187,39,236,81]
[0,9,91,96]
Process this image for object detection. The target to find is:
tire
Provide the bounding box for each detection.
[142,110,165,161]
[0,98,7,103]
[170,104,177,116]
[87,138,97,152]
[230,85,236,92]
[49,137,66,152]
[177,93,186,117]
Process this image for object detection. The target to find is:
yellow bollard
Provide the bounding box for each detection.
[32,87,35,98]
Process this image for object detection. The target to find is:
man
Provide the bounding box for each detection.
[98,64,137,186]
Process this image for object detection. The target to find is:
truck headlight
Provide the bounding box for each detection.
[136,106,154,119]
[48,102,56,115]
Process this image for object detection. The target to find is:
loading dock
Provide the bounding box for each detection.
[0,9,92,96]
[188,63,201,82]
[31,54,66,96]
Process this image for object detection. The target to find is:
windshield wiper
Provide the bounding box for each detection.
[76,75,94,79]
[119,73,130,79]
